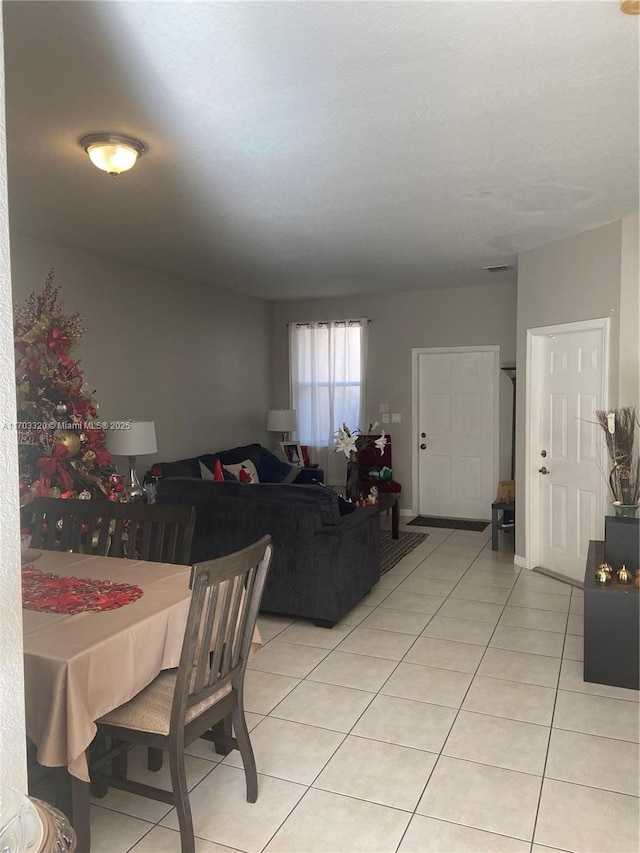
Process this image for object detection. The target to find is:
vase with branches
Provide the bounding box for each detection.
[334,422,387,502]
[595,407,640,515]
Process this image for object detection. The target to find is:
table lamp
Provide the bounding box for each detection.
[108,420,157,501]
[267,408,297,442]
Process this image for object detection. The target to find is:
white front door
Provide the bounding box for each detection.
[416,348,498,519]
[530,323,607,583]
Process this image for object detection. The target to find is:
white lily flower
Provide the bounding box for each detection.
[334,431,358,458]
[374,431,387,455]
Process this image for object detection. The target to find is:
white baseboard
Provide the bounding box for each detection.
[400,507,414,517]
[514,553,531,570]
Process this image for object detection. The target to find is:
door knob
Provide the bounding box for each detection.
[539,466,549,474]
[420,444,427,450]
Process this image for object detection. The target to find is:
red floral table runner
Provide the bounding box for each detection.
[22,564,144,613]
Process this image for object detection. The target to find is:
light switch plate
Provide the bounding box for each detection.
[391,413,401,423]
[379,403,389,413]
[381,413,390,424]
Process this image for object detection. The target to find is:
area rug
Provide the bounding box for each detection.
[408,516,490,532]
[380,530,427,575]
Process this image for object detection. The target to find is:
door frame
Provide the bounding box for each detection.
[412,345,500,519]
[524,318,610,571]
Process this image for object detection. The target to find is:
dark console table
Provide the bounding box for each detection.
[491,500,515,550]
[377,492,399,539]
[583,539,639,691]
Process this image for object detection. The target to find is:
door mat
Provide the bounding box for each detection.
[408,516,490,532]
[380,530,427,575]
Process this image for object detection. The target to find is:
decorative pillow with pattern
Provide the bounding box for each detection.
[199,459,233,481]
[223,459,260,484]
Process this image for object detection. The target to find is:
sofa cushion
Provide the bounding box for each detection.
[158,477,242,501]
[242,483,341,526]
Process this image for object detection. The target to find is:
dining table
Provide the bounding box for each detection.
[22,549,262,853]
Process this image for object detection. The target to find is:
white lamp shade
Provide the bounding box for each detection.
[108,421,157,456]
[267,409,297,433]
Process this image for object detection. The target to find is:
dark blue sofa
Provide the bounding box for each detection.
[155,467,381,627]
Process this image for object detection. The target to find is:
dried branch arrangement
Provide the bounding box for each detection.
[595,407,640,505]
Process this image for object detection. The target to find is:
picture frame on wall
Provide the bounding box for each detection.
[280,441,304,466]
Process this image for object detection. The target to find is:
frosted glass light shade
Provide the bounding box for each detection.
[108,421,157,456]
[267,409,297,433]
[80,134,146,175]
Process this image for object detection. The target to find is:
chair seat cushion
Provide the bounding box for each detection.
[97,670,232,736]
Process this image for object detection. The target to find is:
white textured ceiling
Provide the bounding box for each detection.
[3,1,639,300]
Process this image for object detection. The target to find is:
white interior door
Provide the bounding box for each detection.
[532,325,607,582]
[417,348,498,519]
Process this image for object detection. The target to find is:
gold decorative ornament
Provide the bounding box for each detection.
[616,565,633,584]
[595,563,612,584]
[56,429,82,458]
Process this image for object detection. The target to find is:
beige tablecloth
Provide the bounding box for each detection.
[22,551,262,781]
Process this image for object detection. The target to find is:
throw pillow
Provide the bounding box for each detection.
[200,458,235,481]
[199,460,215,481]
[223,459,260,484]
[254,446,295,484]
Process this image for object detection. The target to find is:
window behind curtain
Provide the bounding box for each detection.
[289,319,368,485]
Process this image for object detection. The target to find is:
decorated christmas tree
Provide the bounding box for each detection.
[14,271,121,503]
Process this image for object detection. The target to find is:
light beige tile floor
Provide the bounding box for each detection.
[89,520,640,853]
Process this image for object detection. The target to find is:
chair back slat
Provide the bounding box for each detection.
[232,566,257,670]
[194,584,221,694]
[204,577,236,694]
[222,575,245,675]
[108,503,196,564]
[25,497,111,555]
[172,537,272,729]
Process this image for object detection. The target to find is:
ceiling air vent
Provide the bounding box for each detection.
[482,264,514,273]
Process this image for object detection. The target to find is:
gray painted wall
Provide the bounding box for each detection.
[619,213,640,406]
[273,282,517,511]
[514,219,625,560]
[10,234,274,476]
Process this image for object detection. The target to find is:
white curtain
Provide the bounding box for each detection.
[290,319,368,486]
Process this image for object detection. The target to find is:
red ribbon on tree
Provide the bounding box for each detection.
[57,353,83,397]
[38,443,74,494]
[47,327,72,355]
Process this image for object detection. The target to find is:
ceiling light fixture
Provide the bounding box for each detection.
[620,1,640,14]
[80,133,146,176]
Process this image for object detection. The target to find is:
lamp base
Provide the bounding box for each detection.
[121,456,146,502]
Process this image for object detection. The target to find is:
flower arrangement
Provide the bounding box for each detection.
[595,407,640,507]
[333,422,387,460]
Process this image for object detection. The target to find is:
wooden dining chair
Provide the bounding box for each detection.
[25,497,112,554]
[94,501,196,777]
[102,502,196,565]
[89,536,273,853]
